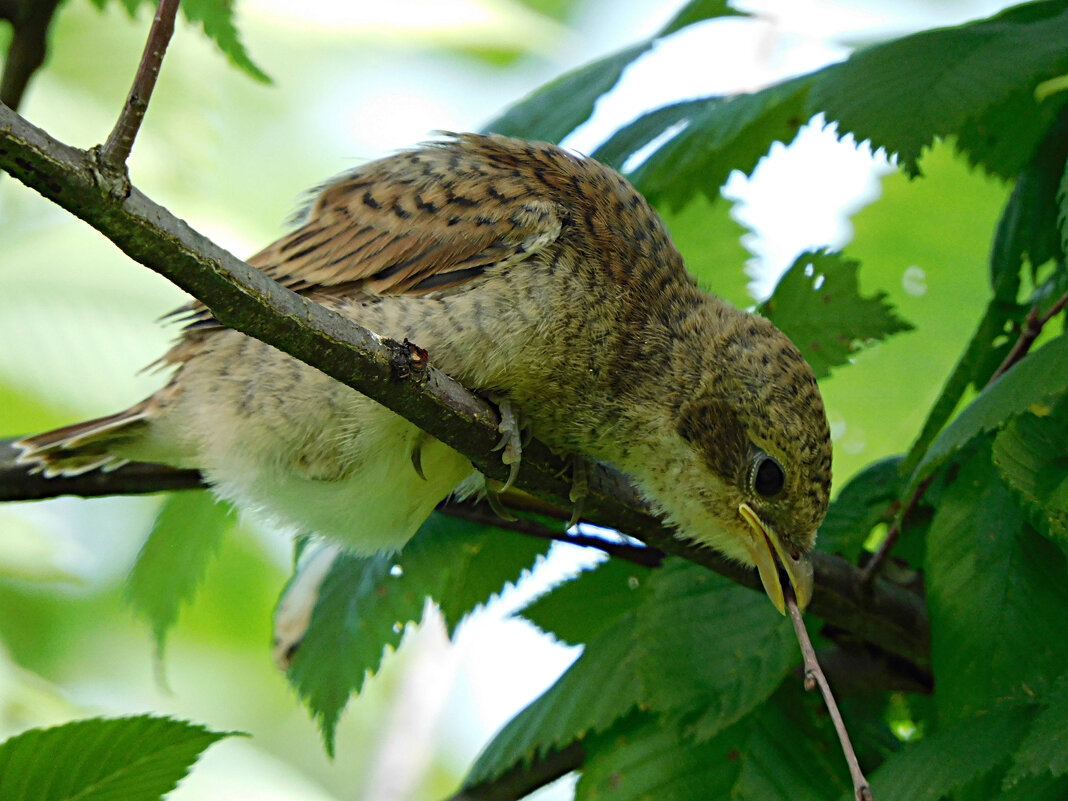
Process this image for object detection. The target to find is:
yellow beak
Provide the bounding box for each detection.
[738,502,813,615]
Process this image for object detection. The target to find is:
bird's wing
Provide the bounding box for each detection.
[250,168,563,296]
[170,139,565,334]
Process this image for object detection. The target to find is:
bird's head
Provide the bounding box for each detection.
[651,315,832,614]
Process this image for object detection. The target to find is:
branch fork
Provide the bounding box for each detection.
[94,0,179,187]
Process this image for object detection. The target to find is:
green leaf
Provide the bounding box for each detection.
[464,611,645,786]
[180,0,270,83]
[125,491,233,656]
[898,290,1021,477]
[810,0,1068,177]
[926,448,1068,724]
[0,715,234,801]
[576,711,750,801]
[656,0,745,37]
[591,100,705,171]
[616,76,813,212]
[482,43,651,142]
[996,775,1068,801]
[510,0,585,23]
[816,456,903,560]
[910,334,1068,491]
[1006,670,1068,786]
[734,684,855,801]
[520,557,650,646]
[470,558,798,785]
[759,249,914,380]
[993,394,1068,547]
[834,693,905,780]
[288,512,549,753]
[481,0,747,142]
[956,765,1016,801]
[432,520,551,636]
[576,684,853,801]
[955,76,1067,182]
[287,551,390,755]
[896,109,1066,476]
[865,703,1036,801]
[89,0,147,15]
[1059,151,1068,255]
[634,560,797,741]
[989,110,1068,288]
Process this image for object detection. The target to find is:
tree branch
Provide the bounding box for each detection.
[445,744,584,801]
[990,286,1068,381]
[0,438,202,499]
[0,102,930,672]
[438,500,666,568]
[0,0,60,112]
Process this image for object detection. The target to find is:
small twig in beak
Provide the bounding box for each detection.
[785,584,873,801]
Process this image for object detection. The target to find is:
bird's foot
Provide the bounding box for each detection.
[567,454,588,529]
[489,393,524,493]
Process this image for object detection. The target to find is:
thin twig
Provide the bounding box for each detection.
[785,585,872,801]
[438,501,665,567]
[859,474,932,585]
[0,0,61,111]
[990,287,1068,382]
[96,0,180,176]
[862,286,1068,581]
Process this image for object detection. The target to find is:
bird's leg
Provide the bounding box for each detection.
[489,393,523,492]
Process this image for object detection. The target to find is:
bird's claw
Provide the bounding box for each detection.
[485,484,518,522]
[567,454,588,529]
[410,432,429,480]
[489,394,523,493]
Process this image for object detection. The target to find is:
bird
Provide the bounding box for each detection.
[15,133,832,614]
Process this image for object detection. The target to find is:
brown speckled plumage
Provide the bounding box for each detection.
[17,133,831,607]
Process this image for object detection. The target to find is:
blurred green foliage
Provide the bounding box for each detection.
[90,0,269,81]
[288,513,551,754]
[3,1,1068,801]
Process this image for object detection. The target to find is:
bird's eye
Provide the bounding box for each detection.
[751,454,785,498]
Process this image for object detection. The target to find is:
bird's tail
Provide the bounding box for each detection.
[14,402,151,477]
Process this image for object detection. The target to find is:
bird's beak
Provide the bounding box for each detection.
[738,502,813,615]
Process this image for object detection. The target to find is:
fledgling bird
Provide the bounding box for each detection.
[16,133,832,613]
